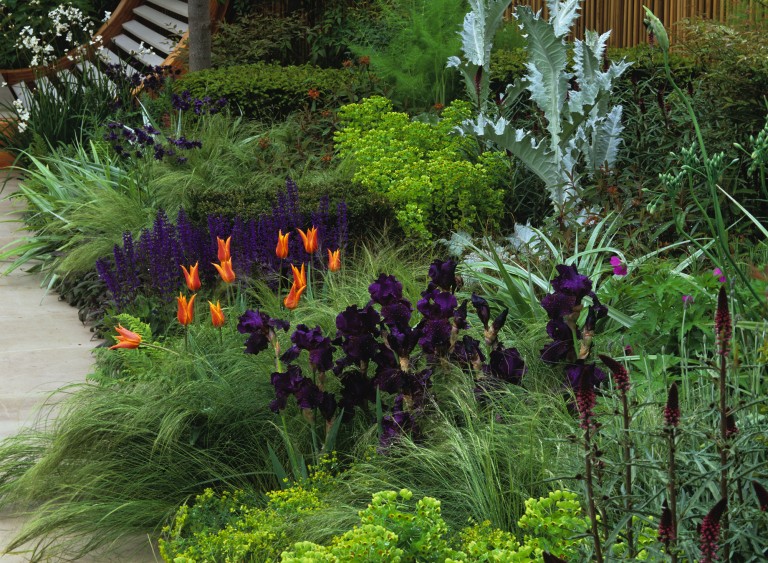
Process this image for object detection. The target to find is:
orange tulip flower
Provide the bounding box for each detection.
[284,281,307,310]
[180,262,201,292]
[290,262,307,288]
[109,324,142,350]
[276,230,290,259]
[213,258,236,283]
[217,236,232,262]
[209,300,225,328]
[177,293,197,326]
[327,249,341,272]
[297,226,318,254]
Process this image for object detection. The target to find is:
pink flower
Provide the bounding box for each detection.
[610,256,627,276]
[682,294,694,306]
[713,267,726,283]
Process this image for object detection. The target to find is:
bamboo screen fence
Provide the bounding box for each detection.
[505,0,767,47]
[259,0,767,48]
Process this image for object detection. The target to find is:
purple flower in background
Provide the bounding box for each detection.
[610,255,627,276]
[288,324,335,373]
[551,264,593,300]
[471,293,490,328]
[417,288,457,320]
[487,347,526,384]
[379,395,414,450]
[428,259,458,292]
[369,274,403,306]
[238,309,289,355]
[682,294,694,306]
[713,267,726,283]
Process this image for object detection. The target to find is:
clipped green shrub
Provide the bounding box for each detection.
[335,96,511,242]
[176,63,359,119]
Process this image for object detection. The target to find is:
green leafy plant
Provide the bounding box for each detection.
[335,96,510,241]
[448,0,630,222]
[350,0,466,111]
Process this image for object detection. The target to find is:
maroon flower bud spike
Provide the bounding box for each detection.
[754,481,768,511]
[658,498,676,545]
[699,498,727,563]
[664,381,680,427]
[598,354,630,393]
[715,286,732,356]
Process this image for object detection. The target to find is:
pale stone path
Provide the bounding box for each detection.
[0,172,158,561]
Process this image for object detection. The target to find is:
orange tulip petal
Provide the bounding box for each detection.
[109,324,142,350]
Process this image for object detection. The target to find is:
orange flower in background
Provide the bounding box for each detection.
[209,301,225,328]
[217,236,231,262]
[307,88,320,100]
[358,55,370,66]
[213,258,236,283]
[177,293,197,326]
[109,324,142,350]
[284,282,307,310]
[276,230,290,259]
[180,262,201,292]
[291,263,307,288]
[328,248,341,272]
[297,226,318,254]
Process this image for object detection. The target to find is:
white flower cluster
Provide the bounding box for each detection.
[14,3,97,68]
[12,99,30,134]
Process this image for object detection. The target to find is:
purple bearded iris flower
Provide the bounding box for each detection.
[471,293,491,328]
[487,347,526,384]
[238,309,290,355]
[551,264,593,300]
[379,395,414,450]
[283,324,335,373]
[369,274,404,305]
[334,304,381,368]
[428,259,458,292]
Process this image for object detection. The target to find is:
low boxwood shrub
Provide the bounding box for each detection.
[176,63,360,119]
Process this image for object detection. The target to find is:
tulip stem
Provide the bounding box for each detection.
[218,327,223,346]
[306,262,313,300]
[184,326,188,351]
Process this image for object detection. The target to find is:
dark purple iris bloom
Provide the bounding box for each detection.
[386,324,420,358]
[541,292,578,320]
[547,318,573,341]
[565,361,606,388]
[379,395,413,450]
[336,304,381,337]
[270,365,305,412]
[451,335,485,368]
[295,378,325,410]
[418,319,453,355]
[453,300,468,330]
[381,300,412,328]
[488,347,526,384]
[318,392,337,422]
[369,274,403,306]
[551,264,593,300]
[289,324,335,372]
[471,294,491,328]
[428,259,458,292]
[339,370,376,419]
[373,368,407,394]
[417,288,458,320]
[540,339,574,364]
[238,309,290,355]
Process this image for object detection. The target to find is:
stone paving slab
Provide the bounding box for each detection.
[0,172,158,561]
